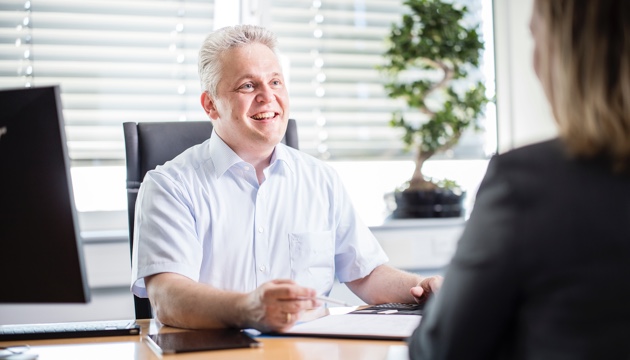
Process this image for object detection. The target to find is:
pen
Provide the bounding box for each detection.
[295,295,353,306]
[315,295,352,307]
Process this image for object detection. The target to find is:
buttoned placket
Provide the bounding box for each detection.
[238,162,275,287]
[253,181,271,287]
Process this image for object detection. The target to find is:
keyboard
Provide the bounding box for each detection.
[0,320,141,341]
[350,302,424,315]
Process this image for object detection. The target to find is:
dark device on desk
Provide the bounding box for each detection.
[146,329,261,354]
[0,85,140,340]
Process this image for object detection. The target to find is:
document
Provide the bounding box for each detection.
[282,312,421,340]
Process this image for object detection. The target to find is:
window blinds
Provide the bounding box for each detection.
[0,0,214,163]
[0,0,492,163]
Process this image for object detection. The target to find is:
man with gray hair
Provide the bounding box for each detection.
[131,24,441,332]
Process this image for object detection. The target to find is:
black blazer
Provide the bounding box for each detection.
[409,139,630,360]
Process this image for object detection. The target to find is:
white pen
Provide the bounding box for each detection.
[315,295,352,307]
[296,294,352,306]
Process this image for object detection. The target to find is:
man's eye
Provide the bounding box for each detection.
[240,83,254,90]
[271,80,282,86]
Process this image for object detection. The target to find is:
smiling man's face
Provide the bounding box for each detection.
[201,42,289,158]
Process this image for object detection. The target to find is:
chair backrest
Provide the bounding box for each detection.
[122,119,298,319]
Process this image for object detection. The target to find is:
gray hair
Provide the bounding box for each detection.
[197,25,279,97]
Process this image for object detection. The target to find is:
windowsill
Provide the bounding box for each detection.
[81,228,129,244]
[370,216,467,230]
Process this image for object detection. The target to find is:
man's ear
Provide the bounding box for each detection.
[201,92,220,120]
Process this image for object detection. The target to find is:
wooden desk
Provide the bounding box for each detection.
[0,320,410,360]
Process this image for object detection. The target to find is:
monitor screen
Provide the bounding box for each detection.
[0,85,90,303]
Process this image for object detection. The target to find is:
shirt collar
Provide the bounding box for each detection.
[208,130,296,178]
[208,130,244,178]
[270,141,296,175]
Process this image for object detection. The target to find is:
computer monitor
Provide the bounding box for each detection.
[0,85,90,303]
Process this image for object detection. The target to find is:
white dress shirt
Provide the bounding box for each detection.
[131,130,388,298]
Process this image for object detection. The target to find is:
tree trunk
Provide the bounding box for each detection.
[407,150,437,191]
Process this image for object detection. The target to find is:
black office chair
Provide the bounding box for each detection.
[122,119,298,319]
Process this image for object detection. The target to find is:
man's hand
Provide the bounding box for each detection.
[240,279,321,332]
[410,275,443,304]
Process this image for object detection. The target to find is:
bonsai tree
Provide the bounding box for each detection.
[380,0,490,192]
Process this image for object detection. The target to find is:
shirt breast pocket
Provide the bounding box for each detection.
[288,230,335,294]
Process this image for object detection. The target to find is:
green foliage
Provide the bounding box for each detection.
[380,0,490,164]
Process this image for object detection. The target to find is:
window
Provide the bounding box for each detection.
[1,0,495,226]
[266,0,496,224]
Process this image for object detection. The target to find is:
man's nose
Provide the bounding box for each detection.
[255,85,274,103]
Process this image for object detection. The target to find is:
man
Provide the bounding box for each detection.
[131,24,441,333]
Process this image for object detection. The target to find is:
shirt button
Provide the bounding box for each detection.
[258,227,264,233]
[259,265,266,272]
[243,166,250,171]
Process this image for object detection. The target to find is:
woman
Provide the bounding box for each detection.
[409,0,630,358]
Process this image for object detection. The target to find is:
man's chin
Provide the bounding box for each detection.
[251,124,287,143]
[250,132,283,147]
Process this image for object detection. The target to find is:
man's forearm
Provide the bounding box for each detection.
[346,264,422,304]
[146,274,320,332]
[146,272,250,329]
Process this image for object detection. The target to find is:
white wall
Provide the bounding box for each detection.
[493,0,557,153]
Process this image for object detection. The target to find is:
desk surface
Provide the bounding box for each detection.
[0,319,410,360]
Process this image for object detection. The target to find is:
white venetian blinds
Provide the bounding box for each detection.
[0,0,491,163]
[0,0,214,163]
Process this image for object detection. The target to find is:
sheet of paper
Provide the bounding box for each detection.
[283,313,422,340]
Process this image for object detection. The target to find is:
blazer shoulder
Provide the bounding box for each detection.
[496,138,565,166]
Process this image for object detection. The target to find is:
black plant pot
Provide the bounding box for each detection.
[388,189,465,219]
